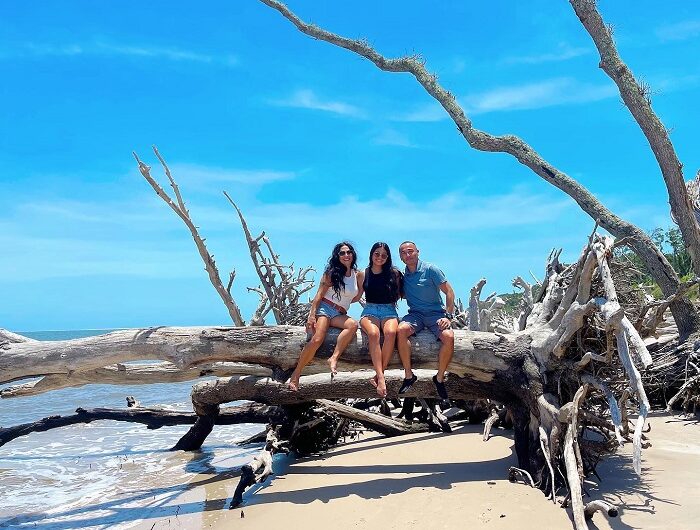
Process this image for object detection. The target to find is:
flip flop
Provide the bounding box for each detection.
[432,374,449,400]
[398,373,418,394]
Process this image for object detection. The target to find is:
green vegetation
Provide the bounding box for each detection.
[499,227,695,314]
[616,227,696,300]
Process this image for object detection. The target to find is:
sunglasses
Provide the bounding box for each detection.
[338,250,354,256]
[373,252,389,259]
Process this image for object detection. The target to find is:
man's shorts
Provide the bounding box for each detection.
[401,311,447,340]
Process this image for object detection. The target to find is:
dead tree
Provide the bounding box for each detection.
[466,278,509,333]
[224,192,314,326]
[256,0,700,338]
[134,148,245,326]
[0,402,285,448]
[0,235,659,527]
[134,147,315,328]
[513,276,536,331]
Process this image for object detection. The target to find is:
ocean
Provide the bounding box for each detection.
[0,329,266,529]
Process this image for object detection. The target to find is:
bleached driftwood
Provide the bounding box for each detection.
[512,276,535,331]
[255,0,698,339]
[0,402,285,448]
[0,361,271,398]
[570,0,700,279]
[225,193,315,326]
[230,426,289,508]
[134,147,245,326]
[583,499,619,520]
[315,399,429,436]
[0,236,657,528]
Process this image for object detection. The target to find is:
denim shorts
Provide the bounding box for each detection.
[316,300,344,319]
[401,311,446,339]
[361,303,399,323]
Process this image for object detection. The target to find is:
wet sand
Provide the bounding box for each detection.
[129,412,699,530]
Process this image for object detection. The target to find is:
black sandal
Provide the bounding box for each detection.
[432,374,449,400]
[398,373,418,394]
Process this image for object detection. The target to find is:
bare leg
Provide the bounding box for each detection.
[396,322,415,379]
[360,316,386,397]
[436,328,455,382]
[380,318,398,371]
[327,315,359,375]
[288,317,331,391]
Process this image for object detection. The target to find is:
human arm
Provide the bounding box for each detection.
[438,280,456,330]
[395,269,404,300]
[351,270,365,303]
[307,273,330,330]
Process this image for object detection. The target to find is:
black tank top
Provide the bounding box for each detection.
[364,268,397,304]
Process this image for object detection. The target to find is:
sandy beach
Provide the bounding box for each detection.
[130,412,700,530]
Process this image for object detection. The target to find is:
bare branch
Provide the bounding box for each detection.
[134,149,245,326]
[570,0,700,275]
[258,0,697,335]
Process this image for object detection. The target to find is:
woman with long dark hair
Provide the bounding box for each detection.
[288,242,361,391]
[355,242,403,397]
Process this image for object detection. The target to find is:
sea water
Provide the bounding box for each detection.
[0,329,264,529]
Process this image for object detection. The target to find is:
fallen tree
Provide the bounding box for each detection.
[0,234,666,527]
[3,1,700,527]
[0,401,285,448]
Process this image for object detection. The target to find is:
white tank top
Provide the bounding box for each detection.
[324,269,358,310]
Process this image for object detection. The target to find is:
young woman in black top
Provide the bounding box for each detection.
[355,242,403,397]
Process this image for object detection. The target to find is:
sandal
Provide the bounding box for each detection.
[398,373,418,394]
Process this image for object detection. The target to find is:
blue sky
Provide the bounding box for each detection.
[1,1,699,331]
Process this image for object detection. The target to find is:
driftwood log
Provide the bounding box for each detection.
[1,234,673,526]
[0,402,285,448]
[230,427,289,509]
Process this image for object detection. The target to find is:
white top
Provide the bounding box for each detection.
[323,269,358,310]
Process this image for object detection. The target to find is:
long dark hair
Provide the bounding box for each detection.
[366,242,402,303]
[325,241,357,298]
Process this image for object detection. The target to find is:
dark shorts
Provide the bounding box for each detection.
[401,311,447,340]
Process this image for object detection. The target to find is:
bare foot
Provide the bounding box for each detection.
[369,375,378,388]
[327,356,339,378]
[376,377,387,398]
[288,374,300,391]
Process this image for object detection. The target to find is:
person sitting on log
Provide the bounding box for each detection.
[353,242,403,398]
[395,241,455,402]
[288,241,361,391]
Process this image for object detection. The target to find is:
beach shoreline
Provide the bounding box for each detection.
[123,412,699,530]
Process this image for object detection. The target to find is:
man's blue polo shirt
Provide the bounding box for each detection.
[403,260,447,315]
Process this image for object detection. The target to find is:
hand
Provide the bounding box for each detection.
[306,315,317,331]
[437,317,451,330]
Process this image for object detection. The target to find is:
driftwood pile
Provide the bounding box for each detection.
[4,2,700,528]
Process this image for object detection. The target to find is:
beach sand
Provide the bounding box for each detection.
[132,412,699,530]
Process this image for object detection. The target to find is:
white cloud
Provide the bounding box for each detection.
[170,163,296,186]
[372,129,417,148]
[656,20,700,42]
[245,188,574,234]
[461,77,616,115]
[268,89,365,118]
[5,41,237,66]
[0,233,200,280]
[18,197,169,225]
[503,44,590,65]
[394,78,616,121]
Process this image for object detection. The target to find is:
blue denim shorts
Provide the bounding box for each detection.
[401,311,446,339]
[361,303,399,323]
[316,300,343,319]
